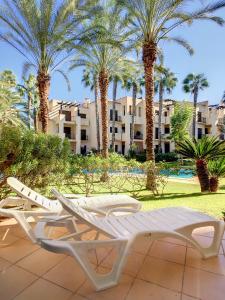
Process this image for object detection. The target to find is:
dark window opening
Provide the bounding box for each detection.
[155,128,159,139]
[198,128,203,139]
[164,142,170,153]
[164,126,170,134]
[64,127,71,139]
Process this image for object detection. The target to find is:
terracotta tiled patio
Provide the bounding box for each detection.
[0,218,225,300]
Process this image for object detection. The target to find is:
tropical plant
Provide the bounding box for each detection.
[0,70,25,127]
[17,74,39,130]
[123,62,145,148]
[69,1,131,158]
[170,102,193,143]
[183,73,209,138]
[0,0,95,132]
[208,158,225,192]
[118,0,225,189]
[155,66,177,152]
[176,136,225,192]
[82,68,101,152]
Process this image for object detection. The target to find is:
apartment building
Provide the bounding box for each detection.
[46,97,225,155]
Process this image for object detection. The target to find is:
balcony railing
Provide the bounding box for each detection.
[110,116,122,122]
[197,117,206,124]
[64,133,76,140]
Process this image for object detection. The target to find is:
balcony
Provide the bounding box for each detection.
[197,117,207,124]
[134,133,143,140]
[64,132,76,140]
[81,135,88,141]
[110,116,122,122]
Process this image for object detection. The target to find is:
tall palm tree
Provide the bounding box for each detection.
[0,0,94,133]
[155,66,177,153]
[176,136,225,192]
[183,73,209,138]
[17,75,39,130]
[82,68,101,152]
[70,2,131,158]
[118,0,225,189]
[123,62,145,148]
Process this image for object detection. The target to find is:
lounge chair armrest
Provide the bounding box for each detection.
[82,206,108,216]
[106,207,139,216]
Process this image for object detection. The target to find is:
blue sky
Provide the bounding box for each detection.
[0,5,225,105]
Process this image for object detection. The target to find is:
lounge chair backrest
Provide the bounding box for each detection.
[7,177,61,212]
[51,188,112,234]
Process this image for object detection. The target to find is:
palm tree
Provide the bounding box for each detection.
[155,66,177,153]
[70,3,131,158]
[17,75,39,130]
[176,136,225,192]
[0,0,94,133]
[183,74,209,138]
[208,158,225,192]
[0,70,25,128]
[123,62,145,148]
[82,68,101,152]
[118,0,225,189]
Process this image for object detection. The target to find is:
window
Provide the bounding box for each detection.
[62,110,71,121]
[123,106,126,116]
[205,127,209,135]
[81,129,87,140]
[155,110,159,116]
[155,127,159,139]
[198,128,202,139]
[129,105,132,115]
[110,110,118,121]
[64,127,71,139]
[164,126,170,134]
[80,113,86,119]
[197,112,202,122]
[115,145,118,152]
[164,111,168,117]
[164,142,170,153]
[122,126,125,133]
[138,107,141,117]
[110,127,118,133]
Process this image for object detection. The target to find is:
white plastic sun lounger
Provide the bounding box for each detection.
[0,177,141,242]
[35,189,225,291]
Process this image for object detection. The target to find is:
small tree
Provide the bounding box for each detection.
[208,158,225,192]
[170,102,193,143]
[176,136,225,192]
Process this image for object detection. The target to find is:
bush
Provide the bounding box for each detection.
[0,125,71,198]
[155,152,178,162]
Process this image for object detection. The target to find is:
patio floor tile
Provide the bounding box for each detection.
[69,294,88,300]
[0,265,37,300]
[0,238,39,263]
[181,294,199,300]
[100,250,145,277]
[77,271,134,300]
[16,248,66,276]
[131,235,153,255]
[183,266,225,300]
[137,256,184,291]
[126,278,181,300]
[186,247,225,275]
[43,256,87,292]
[148,240,186,264]
[13,278,72,300]
[0,257,11,271]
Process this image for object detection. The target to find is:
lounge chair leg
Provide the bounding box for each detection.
[69,239,129,291]
[177,221,225,258]
[14,213,36,243]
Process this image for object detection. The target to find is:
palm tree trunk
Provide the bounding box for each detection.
[209,176,219,192]
[193,87,198,139]
[94,79,101,153]
[111,77,118,151]
[196,159,210,192]
[130,83,137,148]
[158,82,163,153]
[37,72,50,133]
[143,41,157,190]
[98,69,109,158]
[27,93,32,129]
[33,107,38,132]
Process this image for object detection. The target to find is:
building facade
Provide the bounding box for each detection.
[46,97,225,155]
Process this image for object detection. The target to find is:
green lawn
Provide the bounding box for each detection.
[57,177,225,219]
[138,180,225,219]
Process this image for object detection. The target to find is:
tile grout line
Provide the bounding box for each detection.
[180,243,188,300]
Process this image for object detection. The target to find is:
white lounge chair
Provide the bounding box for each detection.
[35,188,225,291]
[0,177,141,242]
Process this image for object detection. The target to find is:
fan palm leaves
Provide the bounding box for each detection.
[183,73,209,138]
[0,0,96,132]
[155,66,178,153]
[176,136,225,192]
[117,0,225,189]
[208,158,225,192]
